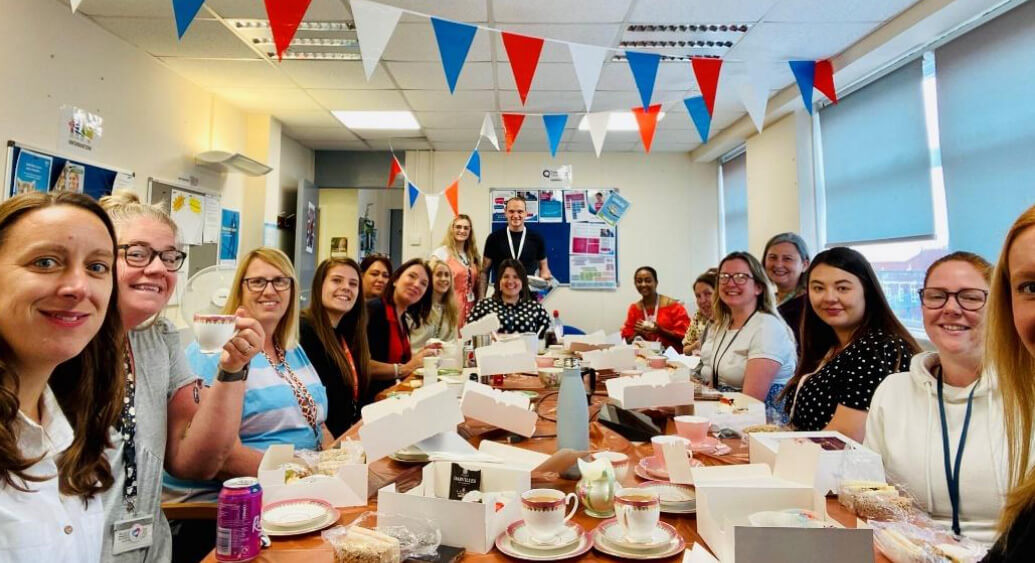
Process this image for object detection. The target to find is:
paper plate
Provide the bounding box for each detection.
[262,498,333,529]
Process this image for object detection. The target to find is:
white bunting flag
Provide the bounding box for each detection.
[568,43,608,112]
[424,194,441,229]
[586,112,610,158]
[480,113,500,151]
[738,61,770,133]
[351,0,403,80]
[71,0,83,13]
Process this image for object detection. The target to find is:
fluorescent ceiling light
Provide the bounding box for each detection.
[578,112,666,131]
[333,111,420,130]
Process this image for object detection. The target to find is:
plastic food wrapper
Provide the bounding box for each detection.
[323,511,441,561]
[836,449,922,522]
[870,520,988,563]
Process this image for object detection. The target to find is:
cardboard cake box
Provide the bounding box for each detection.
[257,443,367,508]
[748,431,885,495]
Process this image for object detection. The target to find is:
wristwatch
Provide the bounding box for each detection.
[216,364,250,382]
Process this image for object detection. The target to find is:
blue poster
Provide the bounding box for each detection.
[13,149,53,194]
[597,191,630,227]
[219,209,240,262]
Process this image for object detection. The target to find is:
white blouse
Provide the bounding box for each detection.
[0,386,105,563]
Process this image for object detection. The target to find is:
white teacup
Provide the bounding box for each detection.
[422,356,439,385]
[520,488,579,544]
[591,451,630,481]
[614,487,660,543]
[194,314,237,354]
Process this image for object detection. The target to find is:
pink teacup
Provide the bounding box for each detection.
[647,355,667,369]
[650,435,691,469]
[674,415,711,443]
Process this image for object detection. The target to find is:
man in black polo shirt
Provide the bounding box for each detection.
[478,195,552,298]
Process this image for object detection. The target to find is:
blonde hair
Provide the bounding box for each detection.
[988,203,1035,535]
[712,251,780,329]
[224,247,300,349]
[439,214,481,266]
[99,189,180,244]
[428,257,459,330]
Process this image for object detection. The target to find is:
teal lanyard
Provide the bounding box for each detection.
[935,366,978,537]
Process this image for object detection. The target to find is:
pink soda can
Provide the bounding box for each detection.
[215,477,263,561]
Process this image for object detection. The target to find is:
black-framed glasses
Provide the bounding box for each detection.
[118,244,187,272]
[918,288,988,311]
[243,276,293,292]
[718,272,753,285]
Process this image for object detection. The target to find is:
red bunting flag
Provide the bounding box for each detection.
[501,32,545,105]
[387,155,403,187]
[691,57,723,115]
[814,59,838,104]
[501,113,526,153]
[264,0,313,60]
[445,179,459,216]
[632,104,662,153]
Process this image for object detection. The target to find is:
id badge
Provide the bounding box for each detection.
[112,515,154,555]
[466,291,475,303]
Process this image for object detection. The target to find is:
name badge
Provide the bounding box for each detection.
[112,515,154,555]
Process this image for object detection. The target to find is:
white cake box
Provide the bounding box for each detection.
[460,380,537,437]
[692,392,766,431]
[605,370,693,409]
[257,444,367,507]
[475,338,536,376]
[376,460,530,553]
[359,382,464,461]
[691,441,873,562]
[580,345,637,371]
[748,431,885,495]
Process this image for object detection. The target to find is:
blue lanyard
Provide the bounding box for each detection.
[936,367,978,537]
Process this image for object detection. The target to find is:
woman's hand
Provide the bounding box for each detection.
[635,320,658,337]
[402,343,442,375]
[219,308,265,374]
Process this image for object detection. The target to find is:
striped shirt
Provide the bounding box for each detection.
[163,343,328,499]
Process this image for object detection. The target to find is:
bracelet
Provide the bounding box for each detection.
[394,363,400,377]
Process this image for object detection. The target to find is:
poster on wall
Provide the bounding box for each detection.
[219,209,240,264]
[491,190,517,223]
[331,237,348,258]
[570,222,616,256]
[569,255,618,290]
[563,190,588,222]
[203,195,221,244]
[597,191,630,227]
[519,190,538,223]
[13,149,53,194]
[171,189,204,245]
[58,105,103,154]
[538,189,563,223]
[52,162,85,193]
[305,201,316,254]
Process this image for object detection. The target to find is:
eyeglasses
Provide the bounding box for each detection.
[918,288,988,311]
[118,244,187,272]
[242,276,293,292]
[718,273,753,285]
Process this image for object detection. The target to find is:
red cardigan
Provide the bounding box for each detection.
[621,298,691,350]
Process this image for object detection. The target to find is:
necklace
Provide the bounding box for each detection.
[710,309,758,388]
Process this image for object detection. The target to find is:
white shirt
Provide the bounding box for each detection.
[0,386,104,562]
[698,312,797,389]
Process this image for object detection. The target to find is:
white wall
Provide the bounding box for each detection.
[744,114,801,256]
[403,150,720,333]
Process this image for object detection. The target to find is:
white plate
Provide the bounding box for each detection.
[496,523,592,561]
[637,481,695,504]
[508,521,580,551]
[261,499,331,529]
[601,520,673,550]
[591,520,685,560]
[262,507,339,537]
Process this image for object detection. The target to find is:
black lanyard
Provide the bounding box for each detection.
[935,366,979,537]
[117,342,139,513]
[710,310,757,388]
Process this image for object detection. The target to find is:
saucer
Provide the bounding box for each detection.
[600,520,673,550]
[496,522,592,561]
[262,498,332,529]
[637,481,696,507]
[592,519,685,560]
[262,505,339,537]
[507,521,580,550]
[635,456,704,481]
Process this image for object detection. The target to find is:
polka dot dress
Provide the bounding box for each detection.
[466,298,551,335]
[790,329,915,431]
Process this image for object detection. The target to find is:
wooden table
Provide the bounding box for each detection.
[203,373,886,562]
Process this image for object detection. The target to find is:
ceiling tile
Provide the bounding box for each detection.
[211,87,325,112]
[415,111,488,129]
[283,126,360,142]
[92,18,258,59]
[74,0,185,18]
[205,0,348,20]
[498,91,587,113]
[365,139,434,150]
[496,63,580,92]
[627,0,780,24]
[403,90,497,112]
[764,0,916,23]
[495,24,621,63]
[372,0,489,23]
[596,61,696,92]
[308,89,411,110]
[352,130,425,140]
[274,110,344,129]
[492,0,633,23]
[382,23,492,63]
[160,58,293,88]
[431,141,485,151]
[279,61,397,89]
[726,21,876,61]
[387,62,494,90]
[648,142,697,152]
[308,140,372,150]
[424,129,480,143]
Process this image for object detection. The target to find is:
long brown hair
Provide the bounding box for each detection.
[427,257,459,330]
[384,258,434,328]
[439,214,481,266]
[224,247,300,349]
[301,258,370,396]
[0,192,124,499]
[988,204,1035,535]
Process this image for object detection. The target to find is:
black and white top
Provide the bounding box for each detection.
[466,298,551,335]
[789,329,915,431]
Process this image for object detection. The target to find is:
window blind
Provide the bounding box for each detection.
[722,152,748,253]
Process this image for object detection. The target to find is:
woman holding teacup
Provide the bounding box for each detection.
[621,266,691,351]
[865,251,1006,544]
[0,192,123,563]
[300,257,370,438]
[165,247,330,502]
[98,190,264,562]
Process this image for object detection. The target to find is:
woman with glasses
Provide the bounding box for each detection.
[779,247,920,442]
[865,252,1005,544]
[164,248,329,506]
[431,214,481,328]
[698,253,797,419]
[0,192,122,563]
[409,258,459,353]
[98,191,264,563]
[360,254,393,301]
[621,266,691,351]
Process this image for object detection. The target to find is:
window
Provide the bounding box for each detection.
[720,150,748,254]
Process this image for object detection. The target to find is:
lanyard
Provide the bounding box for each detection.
[506,228,527,261]
[936,366,978,537]
[640,300,658,324]
[710,310,757,388]
[117,341,139,513]
[265,345,322,445]
[339,335,360,401]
